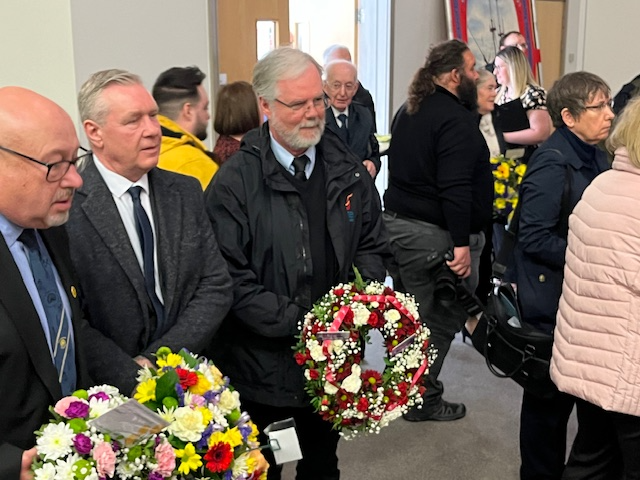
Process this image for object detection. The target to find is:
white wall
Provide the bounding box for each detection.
[390,0,447,120]
[565,0,640,94]
[0,1,79,123]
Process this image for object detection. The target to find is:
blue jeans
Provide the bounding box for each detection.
[383,211,485,407]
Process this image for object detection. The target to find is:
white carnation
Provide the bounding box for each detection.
[384,310,401,322]
[167,407,206,442]
[352,304,370,327]
[218,389,240,414]
[309,340,326,362]
[324,382,339,395]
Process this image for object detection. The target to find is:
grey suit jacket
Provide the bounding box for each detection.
[325,102,380,174]
[67,158,232,393]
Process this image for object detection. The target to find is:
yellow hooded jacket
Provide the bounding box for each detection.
[157,115,219,189]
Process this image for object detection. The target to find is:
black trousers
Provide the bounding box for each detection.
[242,399,340,480]
[520,389,575,480]
[562,399,640,480]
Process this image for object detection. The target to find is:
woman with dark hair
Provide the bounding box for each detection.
[213,81,261,164]
[513,71,613,479]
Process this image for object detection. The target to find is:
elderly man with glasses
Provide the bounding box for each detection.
[204,46,389,480]
[0,86,92,480]
[323,59,379,178]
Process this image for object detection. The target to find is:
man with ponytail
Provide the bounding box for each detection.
[383,39,493,422]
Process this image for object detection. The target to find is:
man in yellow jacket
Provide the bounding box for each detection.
[152,66,219,189]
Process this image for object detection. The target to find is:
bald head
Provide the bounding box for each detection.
[0,87,82,229]
[323,44,352,65]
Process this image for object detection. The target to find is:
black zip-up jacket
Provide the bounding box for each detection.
[204,123,389,407]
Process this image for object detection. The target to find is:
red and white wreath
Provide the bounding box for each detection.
[294,275,431,439]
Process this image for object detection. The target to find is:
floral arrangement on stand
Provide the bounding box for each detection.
[134,347,268,480]
[294,271,432,439]
[491,154,527,224]
[32,385,175,480]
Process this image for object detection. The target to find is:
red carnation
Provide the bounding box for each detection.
[333,287,345,297]
[356,396,369,412]
[367,311,382,328]
[308,369,320,380]
[294,352,308,365]
[342,308,354,327]
[204,442,234,473]
[175,368,198,389]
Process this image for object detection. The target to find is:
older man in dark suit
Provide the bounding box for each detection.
[0,87,92,480]
[66,69,232,394]
[323,60,379,178]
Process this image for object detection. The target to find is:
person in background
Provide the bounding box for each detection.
[153,66,218,189]
[501,31,528,56]
[67,69,233,394]
[550,96,640,479]
[323,59,379,177]
[383,39,493,421]
[512,71,613,479]
[205,47,389,480]
[494,46,551,163]
[212,80,261,165]
[0,87,91,480]
[322,44,376,129]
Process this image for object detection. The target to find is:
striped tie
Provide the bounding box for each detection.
[20,229,77,396]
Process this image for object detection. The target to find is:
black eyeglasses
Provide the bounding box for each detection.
[0,145,92,182]
[584,99,614,112]
[274,95,329,111]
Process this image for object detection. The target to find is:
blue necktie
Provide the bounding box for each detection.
[338,113,349,142]
[20,229,77,396]
[128,186,166,339]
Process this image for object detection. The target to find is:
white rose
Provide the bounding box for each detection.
[324,382,339,395]
[309,341,326,362]
[341,364,362,394]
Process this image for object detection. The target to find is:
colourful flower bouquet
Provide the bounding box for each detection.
[294,272,431,439]
[32,385,175,480]
[491,154,527,224]
[133,347,267,480]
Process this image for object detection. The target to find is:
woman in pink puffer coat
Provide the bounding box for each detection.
[551,96,640,479]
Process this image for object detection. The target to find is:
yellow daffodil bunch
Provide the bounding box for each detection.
[490,155,527,224]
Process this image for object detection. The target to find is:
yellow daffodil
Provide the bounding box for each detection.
[515,163,527,177]
[175,442,202,475]
[495,198,507,210]
[189,373,212,395]
[133,378,156,403]
[494,181,506,196]
[247,421,260,444]
[156,353,183,368]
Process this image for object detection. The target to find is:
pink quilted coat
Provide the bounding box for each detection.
[551,147,640,416]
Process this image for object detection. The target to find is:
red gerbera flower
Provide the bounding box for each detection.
[175,368,198,389]
[204,442,234,473]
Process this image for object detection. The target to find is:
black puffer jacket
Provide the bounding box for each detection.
[204,123,389,407]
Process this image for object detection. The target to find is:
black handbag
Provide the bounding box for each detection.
[471,281,556,399]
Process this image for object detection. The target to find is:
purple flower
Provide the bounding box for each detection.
[111,441,121,452]
[73,433,93,455]
[175,383,185,407]
[196,424,214,450]
[66,401,90,419]
[88,391,109,402]
[148,473,164,480]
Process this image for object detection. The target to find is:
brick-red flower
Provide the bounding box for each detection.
[204,442,233,473]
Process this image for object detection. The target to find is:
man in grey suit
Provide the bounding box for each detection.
[323,60,379,178]
[67,69,232,394]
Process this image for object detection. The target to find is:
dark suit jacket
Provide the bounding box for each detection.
[325,103,380,174]
[353,83,376,130]
[0,227,91,479]
[66,159,232,393]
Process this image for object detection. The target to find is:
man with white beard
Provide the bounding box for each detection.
[204,47,389,480]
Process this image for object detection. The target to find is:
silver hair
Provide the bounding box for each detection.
[322,44,351,65]
[252,47,322,101]
[324,59,358,82]
[78,69,142,124]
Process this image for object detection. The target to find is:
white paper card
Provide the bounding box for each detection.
[88,399,169,447]
[264,418,303,464]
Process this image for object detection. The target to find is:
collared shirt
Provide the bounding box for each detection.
[0,213,74,360]
[93,155,164,303]
[269,132,316,180]
[331,106,349,128]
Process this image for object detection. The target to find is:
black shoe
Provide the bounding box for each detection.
[403,400,466,422]
[461,326,471,344]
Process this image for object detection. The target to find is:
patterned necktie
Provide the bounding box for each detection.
[292,155,309,181]
[20,229,77,396]
[338,113,349,142]
[128,186,166,338]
